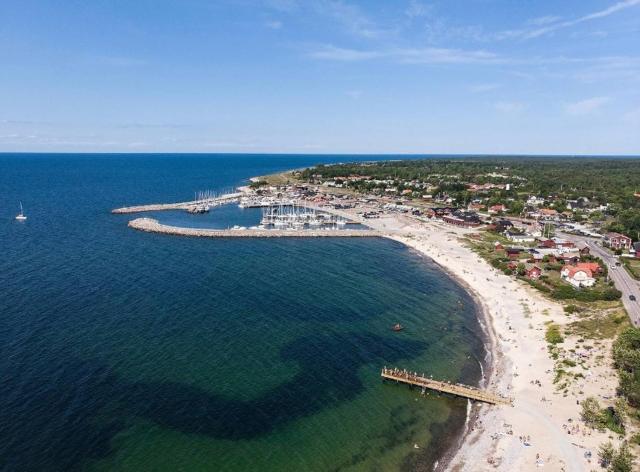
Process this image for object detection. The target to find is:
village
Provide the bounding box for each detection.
[247,169,640,308]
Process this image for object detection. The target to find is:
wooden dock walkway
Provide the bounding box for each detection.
[112,193,242,214]
[381,367,512,406]
[128,218,381,238]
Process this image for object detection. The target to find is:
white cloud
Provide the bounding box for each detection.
[498,0,640,40]
[398,47,501,64]
[494,101,526,113]
[309,44,503,64]
[309,45,382,61]
[313,1,392,39]
[265,20,283,29]
[565,96,610,115]
[263,0,395,39]
[405,1,431,19]
[526,15,562,26]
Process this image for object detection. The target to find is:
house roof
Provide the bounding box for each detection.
[564,267,593,278]
[606,232,631,240]
[575,262,600,273]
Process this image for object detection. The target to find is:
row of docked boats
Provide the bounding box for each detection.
[238,196,295,208]
[260,204,347,229]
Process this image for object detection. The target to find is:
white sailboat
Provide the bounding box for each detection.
[15,202,27,221]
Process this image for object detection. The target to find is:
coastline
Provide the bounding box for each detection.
[384,233,502,472]
[364,213,621,471]
[117,180,625,471]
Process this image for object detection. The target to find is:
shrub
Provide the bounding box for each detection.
[545,324,564,344]
[581,397,604,429]
[249,179,268,189]
[611,442,634,472]
[599,441,615,468]
[564,304,578,314]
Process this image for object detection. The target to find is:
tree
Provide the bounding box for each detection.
[613,398,628,428]
[599,441,615,468]
[611,442,634,472]
[508,200,524,216]
[612,327,640,407]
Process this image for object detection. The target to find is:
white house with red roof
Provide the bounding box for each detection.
[560,266,596,288]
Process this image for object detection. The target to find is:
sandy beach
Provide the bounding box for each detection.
[359,212,623,471]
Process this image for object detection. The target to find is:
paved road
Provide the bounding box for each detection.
[560,232,640,327]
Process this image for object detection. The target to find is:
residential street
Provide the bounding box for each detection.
[561,232,640,327]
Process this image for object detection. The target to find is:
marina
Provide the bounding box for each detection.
[238,196,295,208]
[260,204,349,229]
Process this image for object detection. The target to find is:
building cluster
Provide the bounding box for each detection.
[494,236,602,288]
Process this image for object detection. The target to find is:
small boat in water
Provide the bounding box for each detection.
[392,323,404,332]
[15,202,27,221]
[187,204,210,214]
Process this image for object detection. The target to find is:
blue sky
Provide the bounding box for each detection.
[1,0,639,154]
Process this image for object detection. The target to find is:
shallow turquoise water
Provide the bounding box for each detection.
[0,154,485,471]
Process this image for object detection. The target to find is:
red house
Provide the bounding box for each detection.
[506,248,521,260]
[577,242,591,255]
[539,238,556,248]
[526,266,542,279]
[489,204,507,214]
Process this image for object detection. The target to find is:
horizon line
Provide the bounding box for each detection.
[1,151,639,158]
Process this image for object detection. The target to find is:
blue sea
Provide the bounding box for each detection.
[0,154,485,471]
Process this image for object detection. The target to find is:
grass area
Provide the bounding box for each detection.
[622,257,640,280]
[567,304,630,339]
[546,323,564,344]
[260,171,299,186]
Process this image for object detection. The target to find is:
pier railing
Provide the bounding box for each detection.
[381,367,512,406]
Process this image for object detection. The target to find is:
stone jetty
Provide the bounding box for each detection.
[112,193,242,214]
[128,218,381,238]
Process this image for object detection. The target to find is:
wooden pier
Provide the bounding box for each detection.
[112,193,242,214]
[381,367,512,406]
